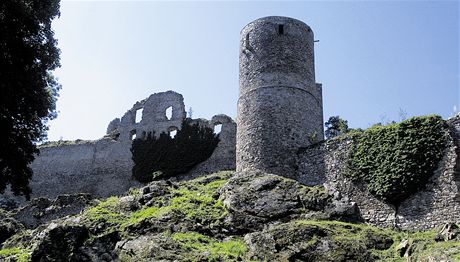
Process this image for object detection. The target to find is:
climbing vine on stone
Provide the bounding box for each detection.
[131,120,220,183]
[345,115,447,206]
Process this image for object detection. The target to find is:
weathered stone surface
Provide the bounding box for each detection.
[30,222,89,261]
[221,171,306,219]
[220,171,362,232]
[13,193,93,229]
[115,234,182,261]
[139,180,172,205]
[237,16,324,177]
[244,220,392,261]
[0,215,23,246]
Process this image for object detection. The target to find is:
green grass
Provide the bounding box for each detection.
[80,172,232,235]
[0,247,31,262]
[172,232,247,261]
[83,196,126,225]
[169,181,227,224]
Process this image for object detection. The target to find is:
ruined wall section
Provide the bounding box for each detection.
[107,91,186,142]
[176,115,236,180]
[12,91,236,201]
[298,114,460,230]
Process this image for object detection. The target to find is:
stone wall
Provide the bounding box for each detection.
[298,114,460,230]
[3,91,236,202]
[28,138,138,200]
[237,16,324,178]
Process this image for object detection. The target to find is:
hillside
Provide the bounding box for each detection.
[1,170,459,261]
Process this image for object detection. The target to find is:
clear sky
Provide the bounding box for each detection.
[47,0,459,141]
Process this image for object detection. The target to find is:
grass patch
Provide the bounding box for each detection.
[0,247,30,262]
[169,180,228,224]
[82,196,127,233]
[172,232,247,261]
[119,172,231,231]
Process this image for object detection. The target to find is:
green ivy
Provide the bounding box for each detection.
[345,115,447,206]
[131,119,220,183]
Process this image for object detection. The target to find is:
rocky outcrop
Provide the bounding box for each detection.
[1,172,459,261]
[13,193,93,229]
[245,220,393,261]
[221,171,362,232]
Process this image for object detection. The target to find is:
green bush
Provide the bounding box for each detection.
[345,115,447,206]
[131,120,220,183]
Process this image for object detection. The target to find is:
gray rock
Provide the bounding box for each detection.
[13,193,93,229]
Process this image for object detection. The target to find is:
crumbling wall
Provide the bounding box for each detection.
[175,114,236,180]
[107,90,186,142]
[298,114,460,230]
[5,91,236,202]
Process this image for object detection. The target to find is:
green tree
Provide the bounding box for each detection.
[131,120,220,183]
[324,116,349,139]
[0,0,61,199]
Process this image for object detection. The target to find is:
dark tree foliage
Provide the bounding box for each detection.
[0,0,61,199]
[325,116,349,139]
[131,120,220,183]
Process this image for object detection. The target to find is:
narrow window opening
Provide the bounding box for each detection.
[168,126,178,138]
[130,130,137,140]
[278,24,284,35]
[169,130,177,139]
[214,123,222,134]
[141,131,146,140]
[165,106,173,120]
[135,108,143,123]
[245,33,250,49]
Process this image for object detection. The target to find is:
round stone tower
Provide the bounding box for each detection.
[236,16,324,177]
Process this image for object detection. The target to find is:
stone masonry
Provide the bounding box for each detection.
[298,114,460,230]
[12,91,236,202]
[236,16,324,178]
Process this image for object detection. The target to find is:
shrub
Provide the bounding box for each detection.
[345,115,447,206]
[131,120,219,183]
[325,116,350,139]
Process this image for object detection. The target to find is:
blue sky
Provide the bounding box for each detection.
[48,0,459,141]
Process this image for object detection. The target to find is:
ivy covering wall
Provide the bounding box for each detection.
[131,120,220,183]
[345,115,447,206]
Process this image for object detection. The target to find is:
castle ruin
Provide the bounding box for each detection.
[2,16,460,230]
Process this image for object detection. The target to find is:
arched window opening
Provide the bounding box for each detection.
[214,123,222,134]
[130,130,137,140]
[168,126,178,139]
[135,108,143,123]
[165,106,173,120]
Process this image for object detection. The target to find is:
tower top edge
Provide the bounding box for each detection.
[240,16,311,34]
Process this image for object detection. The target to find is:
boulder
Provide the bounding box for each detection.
[14,193,93,229]
[30,222,89,261]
